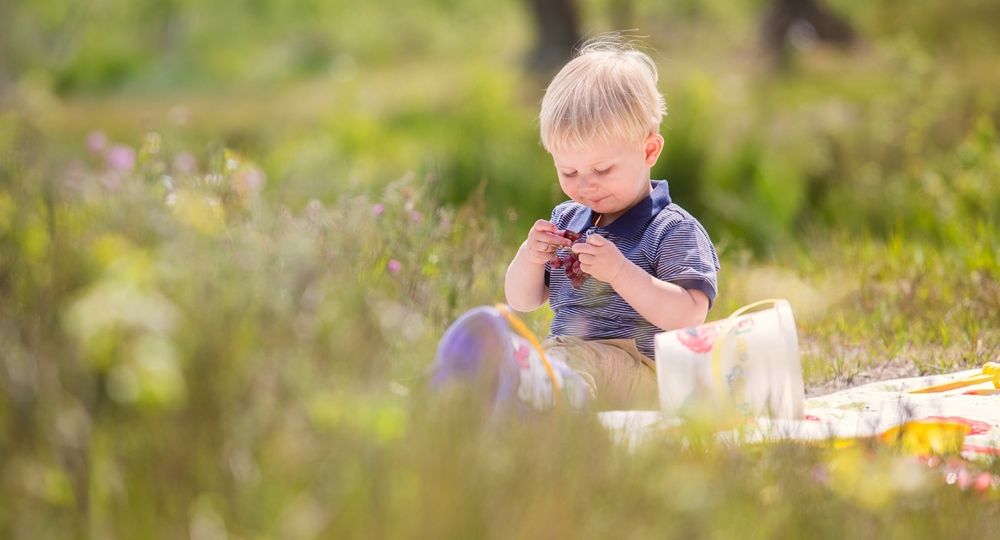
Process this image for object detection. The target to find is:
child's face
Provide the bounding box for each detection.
[550,133,664,221]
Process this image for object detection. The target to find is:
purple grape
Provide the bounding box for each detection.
[552,230,589,288]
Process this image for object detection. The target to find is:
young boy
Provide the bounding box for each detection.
[504,37,720,410]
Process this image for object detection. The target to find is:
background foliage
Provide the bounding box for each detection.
[1,0,999,537]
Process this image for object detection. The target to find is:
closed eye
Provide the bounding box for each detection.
[560,171,578,178]
[595,166,612,175]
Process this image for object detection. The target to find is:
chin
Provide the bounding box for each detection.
[597,202,626,214]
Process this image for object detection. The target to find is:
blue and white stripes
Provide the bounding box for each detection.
[544,180,720,359]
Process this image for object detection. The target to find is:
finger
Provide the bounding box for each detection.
[570,242,593,255]
[587,233,607,246]
[532,219,557,233]
[537,230,568,241]
[541,231,573,246]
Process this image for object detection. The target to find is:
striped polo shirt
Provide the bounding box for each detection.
[544,179,720,359]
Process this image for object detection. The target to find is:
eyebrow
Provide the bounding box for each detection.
[557,160,615,172]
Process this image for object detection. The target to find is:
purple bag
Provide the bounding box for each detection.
[429,305,589,417]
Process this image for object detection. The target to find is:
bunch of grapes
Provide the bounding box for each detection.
[550,230,589,288]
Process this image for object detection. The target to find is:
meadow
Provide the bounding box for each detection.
[2,0,999,537]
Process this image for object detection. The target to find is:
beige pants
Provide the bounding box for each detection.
[542,336,659,411]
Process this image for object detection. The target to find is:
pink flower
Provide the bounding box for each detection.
[245,169,265,192]
[235,167,265,195]
[973,472,994,493]
[373,203,385,217]
[409,210,422,224]
[810,465,829,485]
[387,259,402,274]
[173,152,197,174]
[63,160,86,190]
[87,131,107,154]
[100,173,123,192]
[106,145,136,172]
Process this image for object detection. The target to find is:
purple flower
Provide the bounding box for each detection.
[106,145,136,173]
[409,210,422,224]
[387,259,402,274]
[86,131,107,154]
[373,203,385,217]
[173,152,197,174]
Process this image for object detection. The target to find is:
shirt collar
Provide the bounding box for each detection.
[566,180,672,237]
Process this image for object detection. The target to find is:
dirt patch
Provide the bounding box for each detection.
[802,339,997,397]
[805,355,923,397]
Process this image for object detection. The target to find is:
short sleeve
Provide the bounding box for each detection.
[652,219,720,308]
[548,201,575,230]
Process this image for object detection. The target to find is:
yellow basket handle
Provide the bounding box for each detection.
[710,299,786,398]
[494,304,562,409]
[909,362,1000,394]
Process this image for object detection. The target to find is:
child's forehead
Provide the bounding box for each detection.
[550,139,638,168]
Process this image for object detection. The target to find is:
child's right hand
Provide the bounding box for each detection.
[522,219,573,266]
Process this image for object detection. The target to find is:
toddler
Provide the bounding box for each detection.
[431,38,719,413]
[503,36,720,410]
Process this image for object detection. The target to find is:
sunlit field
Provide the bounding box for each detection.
[2,0,999,537]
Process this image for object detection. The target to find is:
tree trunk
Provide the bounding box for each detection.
[0,1,13,94]
[761,0,856,59]
[524,0,582,74]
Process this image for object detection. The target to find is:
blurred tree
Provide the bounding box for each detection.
[610,0,635,32]
[761,0,856,63]
[152,0,185,53]
[0,0,10,92]
[525,0,581,73]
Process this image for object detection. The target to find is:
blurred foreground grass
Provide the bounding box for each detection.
[1,110,998,537]
[3,0,1000,536]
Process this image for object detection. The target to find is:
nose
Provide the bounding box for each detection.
[577,174,599,195]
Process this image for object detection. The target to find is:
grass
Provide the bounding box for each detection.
[2,123,999,537]
[712,227,1000,395]
[3,1,1000,536]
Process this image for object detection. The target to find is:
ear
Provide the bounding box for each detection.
[643,133,664,167]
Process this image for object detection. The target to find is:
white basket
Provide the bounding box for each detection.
[654,299,804,419]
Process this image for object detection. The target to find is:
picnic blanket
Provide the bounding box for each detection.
[600,367,1000,460]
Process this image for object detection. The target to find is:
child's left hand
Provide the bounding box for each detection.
[570,233,629,285]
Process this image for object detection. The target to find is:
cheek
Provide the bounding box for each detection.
[557,177,575,195]
[605,173,628,192]
[614,166,643,190]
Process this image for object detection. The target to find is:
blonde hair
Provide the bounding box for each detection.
[540,35,666,152]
